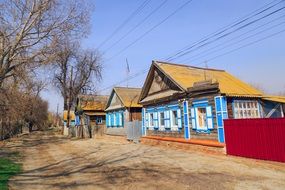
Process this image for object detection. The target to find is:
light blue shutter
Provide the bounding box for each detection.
[206,106,214,129]
[109,113,112,127]
[145,112,149,128]
[215,96,228,143]
[154,112,158,129]
[191,108,196,129]
[177,109,182,128]
[118,112,122,127]
[116,112,120,127]
[121,112,123,126]
[106,113,109,127]
[165,110,170,129]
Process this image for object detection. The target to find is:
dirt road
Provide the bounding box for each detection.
[3,131,285,190]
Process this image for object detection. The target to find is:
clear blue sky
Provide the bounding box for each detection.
[41,0,285,113]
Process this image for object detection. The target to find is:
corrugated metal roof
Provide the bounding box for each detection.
[155,61,263,97]
[262,96,285,103]
[84,111,106,116]
[114,87,142,108]
[78,95,108,111]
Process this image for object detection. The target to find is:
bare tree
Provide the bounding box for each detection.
[53,41,102,129]
[0,78,49,139]
[0,0,93,87]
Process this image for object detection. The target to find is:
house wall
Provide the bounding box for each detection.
[106,109,126,136]
[106,109,125,127]
[143,101,183,138]
[142,94,284,143]
[187,94,219,141]
[129,107,142,121]
[226,97,262,119]
[142,94,222,141]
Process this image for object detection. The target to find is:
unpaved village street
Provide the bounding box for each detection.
[2,131,285,190]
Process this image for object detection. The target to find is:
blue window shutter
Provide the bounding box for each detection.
[206,106,214,129]
[154,112,158,129]
[118,112,121,127]
[112,113,114,127]
[145,112,149,128]
[165,110,170,128]
[191,108,196,129]
[116,112,120,127]
[106,114,109,127]
[177,109,182,128]
[215,96,228,143]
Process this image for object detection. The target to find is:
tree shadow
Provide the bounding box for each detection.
[7,131,269,189]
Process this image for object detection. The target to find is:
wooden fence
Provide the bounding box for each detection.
[224,118,285,162]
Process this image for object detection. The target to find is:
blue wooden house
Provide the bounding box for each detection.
[105,87,142,136]
[139,61,285,143]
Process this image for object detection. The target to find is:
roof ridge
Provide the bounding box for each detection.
[153,60,225,72]
[78,94,109,97]
[114,86,141,90]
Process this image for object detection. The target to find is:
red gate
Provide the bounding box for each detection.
[224,118,285,162]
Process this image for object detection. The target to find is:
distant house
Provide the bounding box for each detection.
[63,110,76,127]
[105,87,142,135]
[139,61,285,143]
[75,95,109,135]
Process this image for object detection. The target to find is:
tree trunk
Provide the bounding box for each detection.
[29,122,33,133]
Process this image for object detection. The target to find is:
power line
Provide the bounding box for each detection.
[103,0,169,54]
[97,0,151,49]
[166,3,285,62]
[106,0,194,62]
[179,14,285,63]
[163,0,285,61]
[97,69,148,93]
[98,0,285,93]
[98,25,285,94]
[193,27,285,67]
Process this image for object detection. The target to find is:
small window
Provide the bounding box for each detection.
[149,113,154,127]
[234,100,260,119]
[97,117,103,124]
[171,110,178,126]
[160,112,165,126]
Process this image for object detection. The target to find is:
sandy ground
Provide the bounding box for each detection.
[2,130,285,190]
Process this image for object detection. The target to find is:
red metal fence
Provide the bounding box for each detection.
[224,118,285,162]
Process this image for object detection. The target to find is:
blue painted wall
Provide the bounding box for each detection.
[143,102,182,132]
[106,109,124,127]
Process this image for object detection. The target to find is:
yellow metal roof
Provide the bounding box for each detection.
[155,61,263,97]
[78,95,108,111]
[262,96,285,104]
[114,87,142,108]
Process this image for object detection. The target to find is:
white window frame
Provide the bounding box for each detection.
[159,112,165,127]
[171,110,178,127]
[119,112,122,126]
[97,117,103,124]
[113,113,117,126]
[149,113,154,127]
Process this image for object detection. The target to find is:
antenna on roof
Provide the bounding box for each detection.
[126,58,130,87]
[204,61,208,81]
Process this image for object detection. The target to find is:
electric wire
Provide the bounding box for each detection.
[97,0,152,49]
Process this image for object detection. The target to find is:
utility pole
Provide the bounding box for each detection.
[126,58,130,87]
[56,103,59,127]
